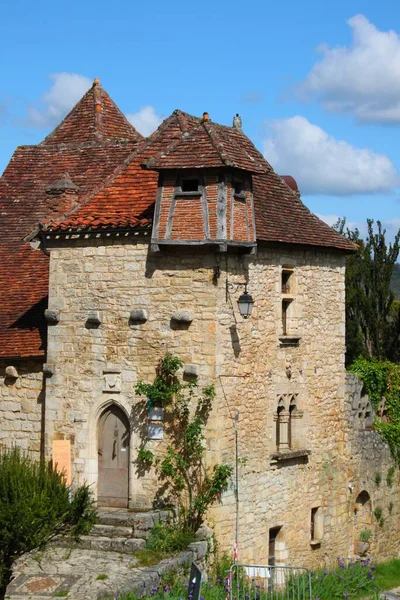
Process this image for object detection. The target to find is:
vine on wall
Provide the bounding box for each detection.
[135,353,233,533]
[350,357,400,465]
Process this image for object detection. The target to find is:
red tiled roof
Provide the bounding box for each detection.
[42,78,142,146]
[144,120,265,173]
[0,80,141,358]
[1,89,354,359]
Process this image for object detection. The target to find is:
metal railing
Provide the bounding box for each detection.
[229,564,312,600]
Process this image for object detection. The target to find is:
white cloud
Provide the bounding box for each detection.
[297,15,400,123]
[26,73,92,128]
[126,106,163,136]
[263,116,399,195]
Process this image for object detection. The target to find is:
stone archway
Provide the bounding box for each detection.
[354,490,372,554]
[97,404,130,507]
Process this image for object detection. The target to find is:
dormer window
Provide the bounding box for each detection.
[181,178,200,193]
[233,179,246,199]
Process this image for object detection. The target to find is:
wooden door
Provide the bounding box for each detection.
[98,405,130,507]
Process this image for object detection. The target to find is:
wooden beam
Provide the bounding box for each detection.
[217,173,227,240]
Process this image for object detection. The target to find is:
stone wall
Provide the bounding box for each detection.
[0,359,44,458]
[43,233,399,568]
[344,373,400,561]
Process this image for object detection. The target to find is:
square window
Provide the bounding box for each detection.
[181,178,199,193]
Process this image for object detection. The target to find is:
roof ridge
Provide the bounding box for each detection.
[40,79,141,146]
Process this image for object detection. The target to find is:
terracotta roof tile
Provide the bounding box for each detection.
[0,91,354,358]
[0,80,142,358]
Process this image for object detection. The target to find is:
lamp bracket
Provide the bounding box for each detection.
[226,280,248,302]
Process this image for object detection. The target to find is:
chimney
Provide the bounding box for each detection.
[202,112,210,122]
[233,113,242,130]
[45,173,80,216]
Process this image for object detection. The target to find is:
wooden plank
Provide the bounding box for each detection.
[151,172,164,242]
[200,174,210,239]
[166,175,180,239]
[217,173,227,240]
[52,439,71,486]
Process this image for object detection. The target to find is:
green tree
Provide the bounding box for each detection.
[136,353,233,533]
[334,218,400,364]
[0,448,96,595]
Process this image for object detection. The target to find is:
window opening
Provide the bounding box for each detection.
[310,507,323,543]
[233,179,246,198]
[288,397,297,449]
[281,270,292,294]
[181,178,199,193]
[282,299,291,335]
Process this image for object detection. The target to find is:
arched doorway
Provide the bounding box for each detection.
[98,404,130,507]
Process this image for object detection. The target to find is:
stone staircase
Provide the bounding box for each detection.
[53,508,171,555]
[6,508,177,600]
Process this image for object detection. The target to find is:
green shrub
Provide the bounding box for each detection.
[359,529,373,542]
[0,447,96,593]
[145,522,195,554]
[386,466,395,487]
[375,472,382,487]
[374,507,383,521]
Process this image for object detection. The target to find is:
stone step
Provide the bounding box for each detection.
[54,535,146,554]
[91,523,134,538]
[97,509,170,539]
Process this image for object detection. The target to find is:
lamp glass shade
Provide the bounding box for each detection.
[237,292,254,319]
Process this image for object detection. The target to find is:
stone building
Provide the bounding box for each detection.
[0,79,399,567]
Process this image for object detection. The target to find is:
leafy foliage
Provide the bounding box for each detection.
[349,357,400,465]
[0,448,96,592]
[135,353,233,534]
[333,218,400,364]
[145,522,195,554]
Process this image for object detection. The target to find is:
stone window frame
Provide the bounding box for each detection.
[274,393,303,452]
[279,265,300,347]
[310,506,323,546]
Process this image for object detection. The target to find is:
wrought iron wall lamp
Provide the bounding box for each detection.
[226,280,255,319]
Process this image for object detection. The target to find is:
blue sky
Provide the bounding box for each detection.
[1,0,400,237]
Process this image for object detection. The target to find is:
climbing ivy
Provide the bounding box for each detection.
[350,357,400,465]
[135,353,233,533]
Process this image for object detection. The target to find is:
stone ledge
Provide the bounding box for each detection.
[270,448,310,466]
[279,335,301,347]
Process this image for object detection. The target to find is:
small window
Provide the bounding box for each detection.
[281,269,292,294]
[181,178,199,193]
[233,180,246,198]
[310,507,323,543]
[282,299,292,335]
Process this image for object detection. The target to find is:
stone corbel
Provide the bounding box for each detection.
[86,310,101,326]
[129,309,148,325]
[171,310,193,325]
[44,309,60,325]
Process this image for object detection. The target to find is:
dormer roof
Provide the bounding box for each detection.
[144,119,265,173]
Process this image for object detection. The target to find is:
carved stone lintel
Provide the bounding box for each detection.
[44,309,60,325]
[103,371,121,393]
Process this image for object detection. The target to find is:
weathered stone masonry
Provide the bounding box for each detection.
[39,231,400,567]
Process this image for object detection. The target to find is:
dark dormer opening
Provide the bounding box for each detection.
[233,179,246,200]
[181,178,200,193]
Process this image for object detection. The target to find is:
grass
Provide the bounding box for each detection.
[134,548,167,567]
[121,557,400,600]
[54,590,69,597]
[96,573,108,581]
[375,558,400,591]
